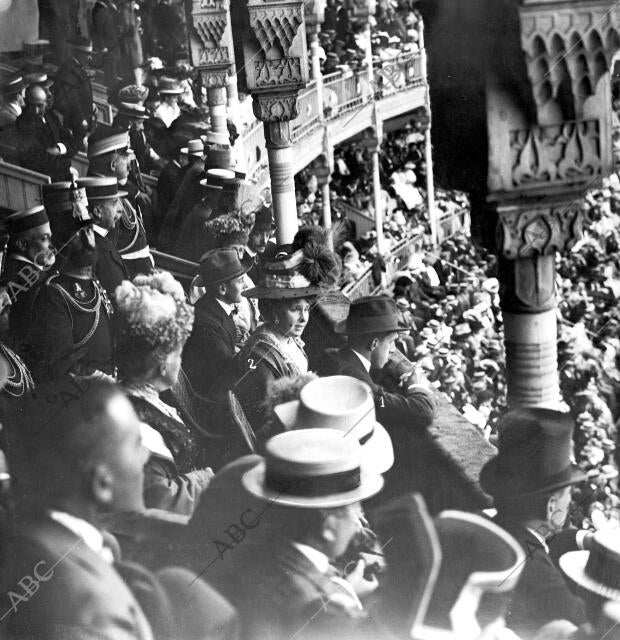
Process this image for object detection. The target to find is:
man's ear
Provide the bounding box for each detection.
[218,282,227,297]
[90,463,114,506]
[15,237,28,253]
[321,512,338,543]
[369,336,380,351]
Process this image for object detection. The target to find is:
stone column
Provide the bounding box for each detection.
[494,197,583,409]
[232,0,310,244]
[186,0,235,143]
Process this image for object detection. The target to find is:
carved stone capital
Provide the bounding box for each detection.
[233,0,309,113]
[253,94,299,124]
[206,85,228,105]
[187,0,234,82]
[496,200,583,260]
[498,254,556,313]
[264,120,293,149]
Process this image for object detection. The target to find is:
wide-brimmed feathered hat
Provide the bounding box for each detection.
[243,249,322,300]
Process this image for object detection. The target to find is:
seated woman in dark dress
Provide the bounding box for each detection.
[114,271,213,516]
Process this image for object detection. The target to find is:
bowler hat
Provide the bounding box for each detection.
[335,295,401,335]
[243,428,384,508]
[77,177,128,201]
[274,376,393,474]
[560,531,620,601]
[252,206,275,230]
[195,247,249,286]
[479,408,587,498]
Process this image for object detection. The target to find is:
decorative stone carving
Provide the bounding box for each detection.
[187,0,235,89]
[518,3,620,118]
[233,0,309,122]
[496,200,583,260]
[510,119,601,188]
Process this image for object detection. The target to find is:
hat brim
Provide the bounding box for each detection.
[479,459,588,499]
[242,461,384,508]
[194,261,250,287]
[560,551,620,601]
[119,110,149,120]
[334,319,402,335]
[243,286,321,300]
[86,190,128,201]
[159,88,184,95]
[198,179,223,189]
[273,401,394,475]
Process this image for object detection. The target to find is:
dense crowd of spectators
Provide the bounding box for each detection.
[0,2,617,639]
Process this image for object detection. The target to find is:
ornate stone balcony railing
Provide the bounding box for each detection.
[241,50,427,179]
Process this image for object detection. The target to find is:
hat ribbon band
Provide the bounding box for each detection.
[265,467,361,497]
[586,551,620,592]
[262,273,312,289]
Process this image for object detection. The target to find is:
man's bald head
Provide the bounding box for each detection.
[24,84,47,116]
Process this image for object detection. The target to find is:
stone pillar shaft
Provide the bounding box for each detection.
[504,308,561,408]
[266,122,298,243]
[207,86,228,140]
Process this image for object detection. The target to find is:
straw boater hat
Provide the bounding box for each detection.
[273,376,394,474]
[117,84,149,120]
[76,177,128,202]
[242,428,384,508]
[87,128,130,159]
[158,77,184,95]
[479,408,587,499]
[560,531,620,602]
[67,35,93,54]
[335,295,402,335]
[199,168,235,190]
[180,138,204,158]
[243,250,322,300]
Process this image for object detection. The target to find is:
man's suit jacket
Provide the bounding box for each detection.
[229,542,367,640]
[494,520,586,638]
[158,159,206,250]
[320,347,436,431]
[1,516,154,639]
[53,57,94,140]
[15,110,75,180]
[183,295,237,399]
[95,231,129,299]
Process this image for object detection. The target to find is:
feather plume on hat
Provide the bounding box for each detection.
[292,226,341,287]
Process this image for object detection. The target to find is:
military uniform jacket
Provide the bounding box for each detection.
[94,227,129,299]
[3,255,50,353]
[28,272,113,380]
